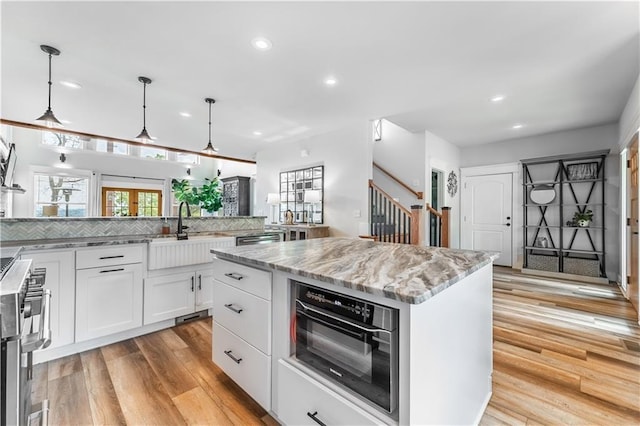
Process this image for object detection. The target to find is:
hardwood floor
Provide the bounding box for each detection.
[32,319,275,425]
[34,267,639,425]
[480,267,640,425]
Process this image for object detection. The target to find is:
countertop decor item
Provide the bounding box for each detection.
[36,45,62,127]
[567,162,598,180]
[530,185,556,204]
[447,170,458,197]
[573,209,593,227]
[266,193,280,224]
[202,98,219,154]
[135,76,153,142]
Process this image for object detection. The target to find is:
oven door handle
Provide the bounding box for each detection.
[297,308,366,340]
[296,300,392,335]
[22,289,52,353]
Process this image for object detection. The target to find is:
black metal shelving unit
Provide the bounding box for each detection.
[522,150,609,278]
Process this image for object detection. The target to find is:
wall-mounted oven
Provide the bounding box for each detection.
[293,281,399,414]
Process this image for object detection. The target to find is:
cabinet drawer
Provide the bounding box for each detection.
[76,245,144,269]
[212,258,271,300]
[213,322,270,411]
[213,281,271,354]
[277,360,381,426]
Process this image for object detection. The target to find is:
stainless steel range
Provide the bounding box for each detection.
[1,249,51,426]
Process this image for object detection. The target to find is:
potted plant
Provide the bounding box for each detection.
[171,178,199,206]
[573,209,593,227]
[193,178,223,215]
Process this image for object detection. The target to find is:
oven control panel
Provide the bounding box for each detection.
[297,283,374,323]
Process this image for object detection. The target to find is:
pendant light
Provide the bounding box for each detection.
[202,98,219,154]
[36,45,62,127]
[135,76,153,142]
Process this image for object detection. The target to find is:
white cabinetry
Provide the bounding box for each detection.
[75,245,144,342]
[21,249,75,352]
[144,267,213,325]
[276,360,380,426]
[211,257,272,410]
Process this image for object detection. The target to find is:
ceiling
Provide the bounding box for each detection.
[1,1,638,161]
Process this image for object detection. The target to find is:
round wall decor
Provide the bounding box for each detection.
[530,185,556,204]
[447,171,458,197]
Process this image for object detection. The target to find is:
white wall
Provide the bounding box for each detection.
[4,125,255,217]
[460,124,619,168]
[255,122,370,237]
[460,123,620,280]
[372,119,425,210]
[618,74,640,148]
[425,130,461,248]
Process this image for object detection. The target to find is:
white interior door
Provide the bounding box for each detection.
[462,173,513,266]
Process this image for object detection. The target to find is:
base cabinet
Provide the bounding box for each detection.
[144,267,214,325]
[21,249,75,350]
[276,360,380,426]
[213,322,271,409]
[75,263,143,342]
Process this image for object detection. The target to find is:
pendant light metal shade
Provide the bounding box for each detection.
[136,76,153,142]
[36,45,62,127]
[202,97,219,154]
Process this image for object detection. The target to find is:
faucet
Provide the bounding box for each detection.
[177,201,191,240]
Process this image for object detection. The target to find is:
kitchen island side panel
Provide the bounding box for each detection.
[406,263,493,425]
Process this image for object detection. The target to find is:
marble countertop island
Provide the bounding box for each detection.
[211,237,498,304]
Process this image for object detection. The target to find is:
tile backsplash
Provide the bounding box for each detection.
[0,216,265,242]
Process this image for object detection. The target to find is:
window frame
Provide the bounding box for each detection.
[101,187,163,217]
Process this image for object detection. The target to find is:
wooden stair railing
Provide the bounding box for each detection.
[373,162,423,200]
[426,203,450,248]
[368,180,422,245]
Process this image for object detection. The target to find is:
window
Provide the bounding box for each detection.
[95,139,129,155]
[140,146,167,160]
[33,173,89,217]
[170,191,201,217]
[102,187,162,217]
[176,152,199,164]
[42,132,86,149]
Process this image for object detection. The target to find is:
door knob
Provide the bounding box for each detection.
[506,216,511,220]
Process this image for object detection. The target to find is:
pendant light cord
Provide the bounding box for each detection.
[208,100,212,143]
[47,53,53,111]
[142,81,147,129]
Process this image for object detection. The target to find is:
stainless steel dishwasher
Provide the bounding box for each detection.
[235,232,283,246]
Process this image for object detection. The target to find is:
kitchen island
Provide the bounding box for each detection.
[211,237,498,425]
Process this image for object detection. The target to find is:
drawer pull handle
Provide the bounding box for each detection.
[224,303,243,314]
[224,272,244,281]
[224,350,242,364]
[99,268,125,274]
[307,411,327,426]
[99,255,125,260]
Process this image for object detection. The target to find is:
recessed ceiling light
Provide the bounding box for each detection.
[512,124,524,129]
[490,95,505,102]
[253,131,262,136]
[324,77,337,86]
[251,37,272,51]
[179,112,191,118]
[60,80,82,89]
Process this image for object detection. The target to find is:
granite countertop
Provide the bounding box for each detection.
[211,237,499,304]
[0,229,277,250]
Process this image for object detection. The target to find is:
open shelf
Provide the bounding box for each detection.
[522,149,609,278]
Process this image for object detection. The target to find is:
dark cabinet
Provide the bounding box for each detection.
[222,176,250,216]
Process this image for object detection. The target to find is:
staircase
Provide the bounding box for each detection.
[367,163,450,247]
[368,179,421,244]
